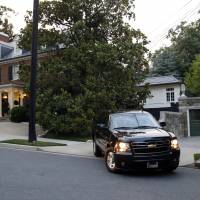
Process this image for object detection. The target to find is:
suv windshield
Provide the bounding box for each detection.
[110,113,160,130]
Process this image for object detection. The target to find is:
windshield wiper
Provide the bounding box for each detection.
[114,126,159,130]
[113,127,138,130]
[135,126,159,129]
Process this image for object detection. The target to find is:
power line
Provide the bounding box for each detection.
[151,1,200,41]
[148,0,194,37]
[149,1,200,50]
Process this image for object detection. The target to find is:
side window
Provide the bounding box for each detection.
[8,65,13,80]
[12,65,19,80]
[166,88,175,102]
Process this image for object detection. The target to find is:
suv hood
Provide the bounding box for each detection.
[114,128,174,142]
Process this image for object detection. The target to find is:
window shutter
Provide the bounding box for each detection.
[8,65,13,80]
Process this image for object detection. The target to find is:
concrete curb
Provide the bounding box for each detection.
[0,143,196,166]
[39,149,97,159]
[0,142,97,159]
[0,143,42,151]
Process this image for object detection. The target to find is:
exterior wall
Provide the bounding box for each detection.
[144,84,181,109]
[0,64,9,84]
[163,97,200,137]
[145,104,179,121]
[0,63,27,85]
[179,97,200,112]
[179,97,200,137]
[164,112,187,138]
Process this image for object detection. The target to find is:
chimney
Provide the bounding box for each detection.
[0,32,9,43]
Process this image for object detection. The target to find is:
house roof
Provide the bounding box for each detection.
[140,75,181,86]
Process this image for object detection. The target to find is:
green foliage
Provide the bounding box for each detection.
[19,0,150,135]
[194,153,200,161]
[152,20,200,79]
[151,47,178,76]
[10,106,29,123]
[185,55,200,96]
[0,6,14,40]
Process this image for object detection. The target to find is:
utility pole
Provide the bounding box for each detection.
[29,0,39,142]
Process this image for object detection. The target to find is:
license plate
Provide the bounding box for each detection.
[147,161,158,169]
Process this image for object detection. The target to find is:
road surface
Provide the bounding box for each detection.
[0,147,199,200]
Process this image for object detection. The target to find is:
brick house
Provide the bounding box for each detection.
[0,32,25,117]
[0,32,52,117]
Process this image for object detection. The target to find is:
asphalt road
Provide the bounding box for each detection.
[0,148,200,200]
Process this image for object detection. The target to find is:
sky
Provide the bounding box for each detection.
[0,0,199,52]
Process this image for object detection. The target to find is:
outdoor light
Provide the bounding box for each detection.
[171,139,179,149]
[115,142,131,152]
[2,95,8,99]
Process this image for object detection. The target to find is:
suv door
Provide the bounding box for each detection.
[95,123,109,152]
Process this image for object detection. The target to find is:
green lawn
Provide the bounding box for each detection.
[0,139,66,147]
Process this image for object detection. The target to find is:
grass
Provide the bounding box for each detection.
[194,153,200,161]
[0,139,66,147]
[43,132,91,142]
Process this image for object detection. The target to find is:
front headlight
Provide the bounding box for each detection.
[171,139,179,149]
[115,142,131,152]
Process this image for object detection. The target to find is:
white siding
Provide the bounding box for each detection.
[144,84,181,109]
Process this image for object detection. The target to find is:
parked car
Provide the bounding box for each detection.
[92,111,180,173]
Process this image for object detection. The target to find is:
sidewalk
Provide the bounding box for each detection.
[0,122,199,165]
[0,121,93,157]
[179,137,200,166]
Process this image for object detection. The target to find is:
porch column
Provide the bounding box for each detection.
[20,92,24,106]
[8,89,14,111]
[0,92,2,117]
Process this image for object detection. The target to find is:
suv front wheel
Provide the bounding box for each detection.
[105,149,118,173]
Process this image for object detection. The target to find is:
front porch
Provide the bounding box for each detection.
[0,84,25,117]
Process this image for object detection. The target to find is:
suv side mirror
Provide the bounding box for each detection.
[160,122,166,127]
[97,123,108,129]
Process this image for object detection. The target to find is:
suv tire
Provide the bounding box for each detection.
[105,149,118,173]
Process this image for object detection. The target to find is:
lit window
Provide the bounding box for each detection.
[12,65,19,80]
[166,88,175,102]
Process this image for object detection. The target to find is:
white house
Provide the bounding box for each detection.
[141,75,181,109]
[139,75,182,120]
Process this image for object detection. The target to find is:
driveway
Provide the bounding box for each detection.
[179,137,200,166]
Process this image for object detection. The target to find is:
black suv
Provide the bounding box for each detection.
[93,111,180,173]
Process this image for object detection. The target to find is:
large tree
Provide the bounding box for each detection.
[185,55,200,96]
[151,46,178,76]
[0,6,14,40]
[19,0,149,135]
[152,20,200,79]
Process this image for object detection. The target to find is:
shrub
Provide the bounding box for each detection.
[194,153,200,161]
[10,106,29,123]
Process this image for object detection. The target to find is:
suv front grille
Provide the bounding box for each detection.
[131,138,171,160]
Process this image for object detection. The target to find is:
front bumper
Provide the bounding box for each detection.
[114,150,180,171]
